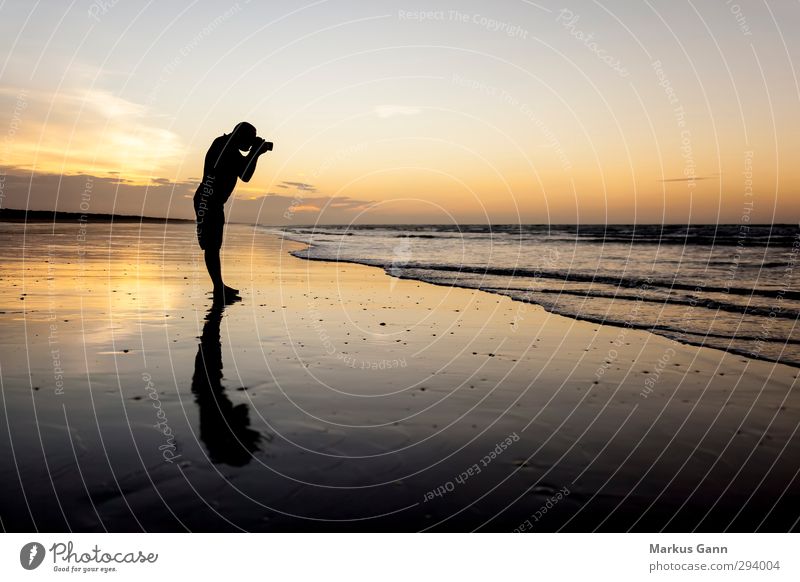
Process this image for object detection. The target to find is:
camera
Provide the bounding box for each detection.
[256,138,273,152]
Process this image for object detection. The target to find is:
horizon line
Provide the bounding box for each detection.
[1,208,796,228]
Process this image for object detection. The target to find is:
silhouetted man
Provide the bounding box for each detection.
[194,122,272,301]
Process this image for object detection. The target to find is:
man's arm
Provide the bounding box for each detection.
[239,138,269,183]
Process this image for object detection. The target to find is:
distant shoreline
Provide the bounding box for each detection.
[0,208,195,223]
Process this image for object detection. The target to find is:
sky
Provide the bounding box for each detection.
[1,0,799,225]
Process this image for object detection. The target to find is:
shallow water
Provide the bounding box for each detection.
[279,224,800,367]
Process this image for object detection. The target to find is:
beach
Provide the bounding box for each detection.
[0,220,798,532]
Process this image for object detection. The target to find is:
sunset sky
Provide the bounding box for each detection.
[1,0,799,224]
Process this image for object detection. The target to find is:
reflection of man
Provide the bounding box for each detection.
[191,303,261,466]
[194,122,272,301]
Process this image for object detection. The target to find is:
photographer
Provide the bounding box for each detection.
[193,121,272,301]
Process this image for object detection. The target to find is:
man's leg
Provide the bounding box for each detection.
[217,210,239,297]
[204,248,224,291]
[200,209,239,300]
[207,250,239,299]
[198,213,225,293]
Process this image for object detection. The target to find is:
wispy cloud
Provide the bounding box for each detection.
[0,166,195,218]
[278,180,317,192]
[373,105,421,118]
[659,176,717,183]
[0,87,184,183]
[291,204,321,213]
[0,166,374,224]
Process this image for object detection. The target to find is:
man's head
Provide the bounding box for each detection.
[231,121,257,150]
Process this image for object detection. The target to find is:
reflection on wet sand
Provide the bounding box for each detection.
[3,222,799,531]
[191,300,261,466]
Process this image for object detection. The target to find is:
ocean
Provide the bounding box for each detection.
[276,224,800,368]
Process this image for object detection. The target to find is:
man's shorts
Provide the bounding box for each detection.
[194,195,224,251]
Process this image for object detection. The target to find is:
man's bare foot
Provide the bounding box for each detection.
[213,285,241,302]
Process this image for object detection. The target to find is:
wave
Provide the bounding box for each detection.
[282,223,800,247]
[277,225,800,368]
[290,250,800,302]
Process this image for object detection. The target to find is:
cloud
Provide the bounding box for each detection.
[658,176,717,183]
[214,192,376,223]
[290,204,321,213]
[233,191,371,217]
[373,105,421,118]
[0,166,374,224]
[278,181,317,192]
[0,166,196,218]
[150,177,196,187]
[0,87,184,183]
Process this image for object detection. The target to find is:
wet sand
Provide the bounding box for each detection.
[0,221,798,531]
